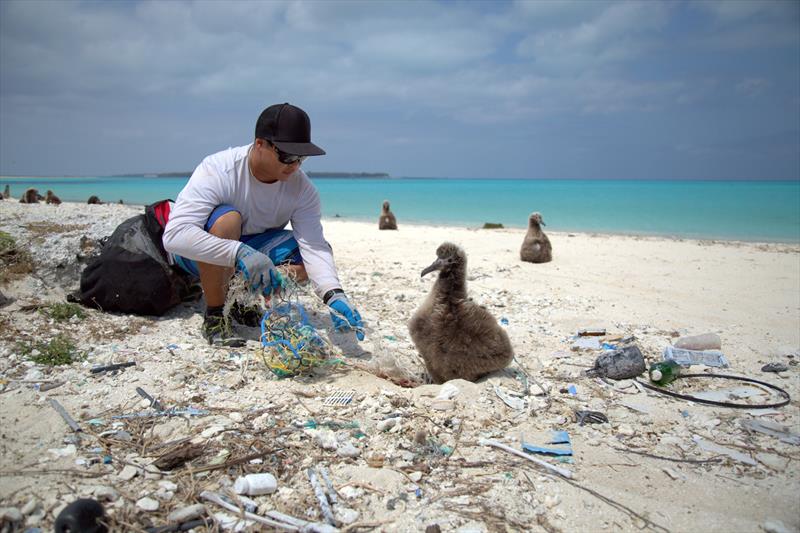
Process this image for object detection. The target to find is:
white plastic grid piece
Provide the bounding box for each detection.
[323,389,355,406]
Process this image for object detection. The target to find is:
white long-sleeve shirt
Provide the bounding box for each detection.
[162,144,341,299]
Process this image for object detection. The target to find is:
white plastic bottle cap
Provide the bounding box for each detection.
[233,477,249,494]
[651,370,663,381]
[234,473,277,496]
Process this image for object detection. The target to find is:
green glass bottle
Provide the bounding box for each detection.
[649,360,681,385]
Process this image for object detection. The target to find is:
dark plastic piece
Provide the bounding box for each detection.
[587,345,646,380]
[54,498,107,533]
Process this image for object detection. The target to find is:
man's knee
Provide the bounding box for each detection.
[208,211,242,240]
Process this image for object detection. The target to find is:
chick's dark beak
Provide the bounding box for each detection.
[421,258,445,277]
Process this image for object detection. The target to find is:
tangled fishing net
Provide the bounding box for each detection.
[225,267,426,386]
[225,269,352,378]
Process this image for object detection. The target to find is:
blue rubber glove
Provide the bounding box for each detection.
[328,293,365,341]
[235,243,284,295]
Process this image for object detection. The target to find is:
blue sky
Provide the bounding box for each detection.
[1,0,798,179]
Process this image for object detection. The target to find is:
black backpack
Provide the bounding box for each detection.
[69,200,197,316]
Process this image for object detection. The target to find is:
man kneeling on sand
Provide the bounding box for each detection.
[162,103,364,347]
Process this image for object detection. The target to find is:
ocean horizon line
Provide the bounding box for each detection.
[1,173,798,182]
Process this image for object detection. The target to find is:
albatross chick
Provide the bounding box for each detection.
[409,242,513,384]
[378,200,398,230]
[520,212,552,263]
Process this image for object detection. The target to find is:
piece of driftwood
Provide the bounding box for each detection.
[152,442,205,470]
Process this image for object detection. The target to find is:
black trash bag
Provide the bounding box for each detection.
[70,202,195,316]
[586,345,646,380]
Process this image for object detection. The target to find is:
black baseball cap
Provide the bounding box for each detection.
[255,103,326,156]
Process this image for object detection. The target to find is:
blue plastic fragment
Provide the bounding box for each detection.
[102,455,112,464]
[522,443,573,456]
[549,430,571,445]
[415,488,422,498]
[522,430,573,456]
[601,342,617,350]
[567,384,577,395]
[500,317,509,325]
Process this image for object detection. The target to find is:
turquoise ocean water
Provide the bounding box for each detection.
[1,175,798,243]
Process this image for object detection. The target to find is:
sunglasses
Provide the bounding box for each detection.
[264,140,306,165]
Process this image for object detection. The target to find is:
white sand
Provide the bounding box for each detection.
[1,199,798,532]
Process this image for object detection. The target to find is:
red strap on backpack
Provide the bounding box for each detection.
[150,199,172,229]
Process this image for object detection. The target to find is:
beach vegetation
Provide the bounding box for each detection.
[482,222,504,229]
[19,334,85,366]
[0,230,34,283]
[42,302,86,321]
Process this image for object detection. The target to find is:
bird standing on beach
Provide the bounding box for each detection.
[87,195,101,204]
[520,212,552,263]
[378,200,398,230]
[19,188,41,204]
[45,190,62,205]
[408,242,513,384]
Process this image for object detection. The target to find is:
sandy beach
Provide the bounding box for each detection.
[1,199,798,532]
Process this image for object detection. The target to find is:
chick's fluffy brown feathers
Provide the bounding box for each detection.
[409,242,513,384]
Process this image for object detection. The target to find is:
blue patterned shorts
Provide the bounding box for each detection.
[172,204,302,278]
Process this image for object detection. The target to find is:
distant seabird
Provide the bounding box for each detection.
[87,195,102,204]
[379,200,398,230]
[2,185,9,199]
[45,190,62,205]
[520,212,552,263]
[408,242,513,384]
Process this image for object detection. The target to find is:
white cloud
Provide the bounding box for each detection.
[351,29,495,72]
[691,0,799,49]
[516,1,670,71]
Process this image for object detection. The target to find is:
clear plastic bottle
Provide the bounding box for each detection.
[649,360,681,386]
[233,473,277,496]
[663,345,729,367]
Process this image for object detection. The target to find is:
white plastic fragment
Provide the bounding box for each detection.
[479,438,573,478]
[117,465,139,481]
[377,417,401,431]
[0,507,23,523]
[692,435,757,466]
[337,442,360,458]
[47,444,77,458]
[436,383,460,400]
[741,419,800,445]
[311,429,339,451]
[493,385,526,410]
[763,520,792,533]
[167,503,206,523]
[136,497,160,511]
[91,486,119,502]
